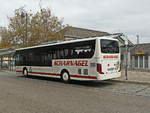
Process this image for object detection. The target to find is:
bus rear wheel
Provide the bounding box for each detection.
[23,69,28,77]
[61,71,70,83]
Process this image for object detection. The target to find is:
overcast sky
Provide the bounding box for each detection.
[0,0,150,44]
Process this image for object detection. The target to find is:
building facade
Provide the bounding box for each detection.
[131,43,150,70]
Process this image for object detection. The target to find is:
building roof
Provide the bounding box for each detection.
[59,26,110,38]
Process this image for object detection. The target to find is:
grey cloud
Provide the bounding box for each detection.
[0,0,150,43]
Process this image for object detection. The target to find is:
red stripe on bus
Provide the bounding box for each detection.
[70,75,97,79]
[28,72,60,76]
[16,70,23,72]
[16,70,97,80]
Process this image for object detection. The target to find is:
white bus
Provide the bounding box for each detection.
[15,36,121,82]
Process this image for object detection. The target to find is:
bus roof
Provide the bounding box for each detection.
[16,35,118,51]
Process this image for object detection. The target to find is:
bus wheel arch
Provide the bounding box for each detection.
[60,69,70,83]
[23,67,28,77]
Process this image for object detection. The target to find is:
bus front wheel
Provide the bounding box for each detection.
[61,71,70,83]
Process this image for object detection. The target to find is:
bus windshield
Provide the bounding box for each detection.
[101,39,119,53]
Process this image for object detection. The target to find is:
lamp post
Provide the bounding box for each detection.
[21,12,28,46]
[124,35,128,80]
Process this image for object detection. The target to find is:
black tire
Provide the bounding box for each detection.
[61,71,70,83]
[23,69,28,77]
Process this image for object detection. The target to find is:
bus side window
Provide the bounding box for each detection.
[53,50,57,59]
[23,56,26,65]
[64,49,69,58]
[48,53,52,66]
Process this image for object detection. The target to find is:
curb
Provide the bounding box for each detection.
[110,79,150,85]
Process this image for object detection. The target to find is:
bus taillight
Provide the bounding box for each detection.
[97,64,104,74]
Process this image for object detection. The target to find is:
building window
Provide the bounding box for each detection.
[145,56,148,69]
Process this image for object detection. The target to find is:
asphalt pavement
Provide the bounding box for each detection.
[0,71,150,113]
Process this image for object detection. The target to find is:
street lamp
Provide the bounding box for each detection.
[21,12,28,46]
[121,34,128,80]
[124,35,128,80]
